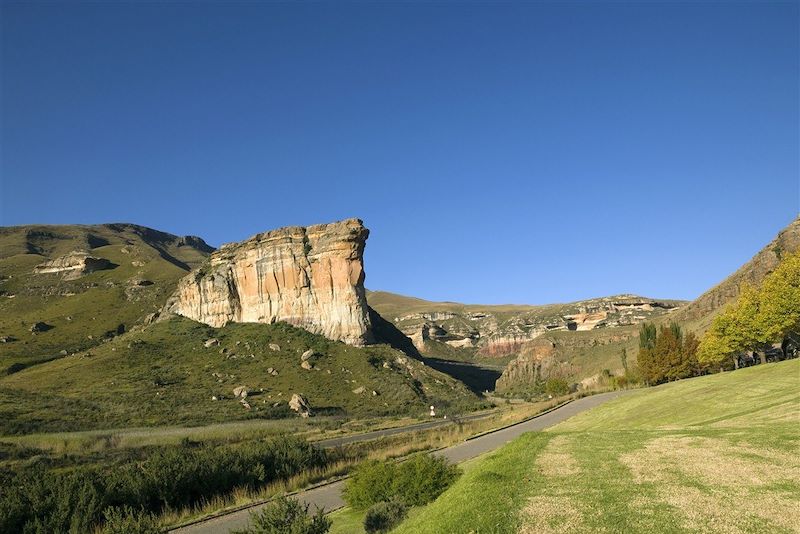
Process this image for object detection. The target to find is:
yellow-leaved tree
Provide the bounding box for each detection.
[698,250,800,369]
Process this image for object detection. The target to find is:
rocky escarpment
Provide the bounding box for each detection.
[163,219,375,346]
[371,293,683,358]
[674,217,800,327]
[34,251,114,280]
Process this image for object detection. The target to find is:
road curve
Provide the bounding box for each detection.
[171,390,627,534]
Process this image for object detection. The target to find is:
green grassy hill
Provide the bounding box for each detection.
[390,360,799,533]
[0,224,213,372]
[0,317,483,434]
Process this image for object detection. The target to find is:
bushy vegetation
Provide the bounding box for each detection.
[234,496,330,534]
[0,318,482,435]
[393,360,799,533]
[363,499,407,533]
[343,453,460,510]
[0,435,330,533]
[698,250,799,368]
[636,322,701,385]
[101,506,161,534]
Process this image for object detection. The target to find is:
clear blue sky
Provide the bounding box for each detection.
[1,1,798,304]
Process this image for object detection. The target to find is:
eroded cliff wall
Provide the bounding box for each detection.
[163,218,374,345]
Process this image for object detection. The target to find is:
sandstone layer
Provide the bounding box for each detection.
[163,219,374,345]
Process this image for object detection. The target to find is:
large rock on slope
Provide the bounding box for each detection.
[34,251,113,280]
[163,219,374,345]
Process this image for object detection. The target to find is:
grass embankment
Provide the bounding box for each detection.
[378,360,800,533]
[0,317,484,434]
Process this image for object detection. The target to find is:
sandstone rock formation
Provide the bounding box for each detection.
[34,251,113,280]
[371,292,682,358]
[289,393,312,417]
[163,219,374,345]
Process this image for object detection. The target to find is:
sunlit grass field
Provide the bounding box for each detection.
[367,360,800,533]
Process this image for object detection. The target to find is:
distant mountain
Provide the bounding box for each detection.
[493,216,800,394]
[367,290,685,360]
[0,223,213,371]
[0,221,481,434]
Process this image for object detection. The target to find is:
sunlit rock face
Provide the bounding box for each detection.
[164,218,374,345]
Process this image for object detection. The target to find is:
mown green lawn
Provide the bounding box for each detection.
[382,360,799,533]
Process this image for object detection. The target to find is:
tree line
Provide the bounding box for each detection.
[637,249,799,384]
[698,249,799,369]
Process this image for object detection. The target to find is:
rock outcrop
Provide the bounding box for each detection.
[163,219,374,346]
[371,292,683,358]
[34,251,113,280]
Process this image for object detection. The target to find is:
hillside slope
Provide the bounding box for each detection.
[0,224,213,371]
[394,359,799,533]
[0,317,482,434]
[674,216,800,331]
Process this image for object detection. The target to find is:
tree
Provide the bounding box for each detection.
[757,250,800,349]
[698,250,800,368]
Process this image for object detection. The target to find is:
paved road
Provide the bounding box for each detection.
[312,410,495,448]
[171,390,626,534]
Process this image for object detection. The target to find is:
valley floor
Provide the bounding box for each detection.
[334,359,800,533]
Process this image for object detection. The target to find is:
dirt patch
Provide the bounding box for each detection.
[659,485,799,533]
[621,435,800,532]
[620,435,799,487]
[536,434,580,478]
[520,494,584,534]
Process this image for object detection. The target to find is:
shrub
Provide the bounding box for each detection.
[544,378,569,396]
[101,506,161,534]
[342,460,396,509]
[391,454,460,506]
[233,496,330,534]
[1,435,331,533]
[344,454,460,509]
[363,499,408,533]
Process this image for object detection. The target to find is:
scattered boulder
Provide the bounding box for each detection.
[352,386,366,395]
[288,393,312,418]
[30,322,53,333]
[204,338,220,348]
[269,343,281,351]
[301,349,318,362]
[266,367,279,376]
[232,386,249,398]
[372,390,379,396]
[0,336,16,343]
[301,360,314,370]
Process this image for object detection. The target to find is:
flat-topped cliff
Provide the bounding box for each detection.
[163,218,374,345]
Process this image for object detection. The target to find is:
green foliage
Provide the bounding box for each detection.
[363,499,408,534]
[544,378,569,396]
[637,322,700,385]
[699,251,800,367]
[101,506,160,534]
[0,435,329,533]
[344,454,461,510]
[234,496,330,534]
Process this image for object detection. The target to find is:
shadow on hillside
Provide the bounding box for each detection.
[421,357,502,394]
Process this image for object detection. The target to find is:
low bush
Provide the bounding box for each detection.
[233,496,330,534]
[363,499,407,533]
[101,506,160,534]
[344,453,460,509]
[0,435,331,533]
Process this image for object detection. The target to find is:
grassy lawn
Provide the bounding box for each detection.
[385,359,800,533]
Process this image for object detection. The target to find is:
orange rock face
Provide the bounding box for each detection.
[163,218,374,345]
